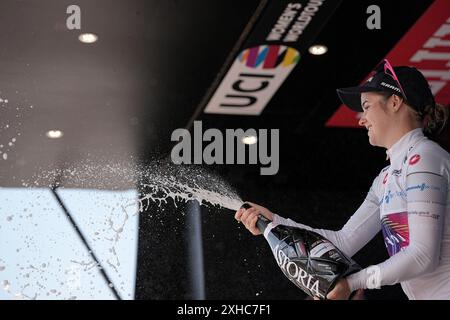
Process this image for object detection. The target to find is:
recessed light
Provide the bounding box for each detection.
[308,44,328,55]
[242,135,257,145]
[46,130,64,139]
[78,33,98,44]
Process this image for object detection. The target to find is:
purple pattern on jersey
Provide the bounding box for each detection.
[381,212,410,256]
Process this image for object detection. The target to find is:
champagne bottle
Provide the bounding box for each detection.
[240,203,361,299]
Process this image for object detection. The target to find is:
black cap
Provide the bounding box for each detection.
[337,65,434,113]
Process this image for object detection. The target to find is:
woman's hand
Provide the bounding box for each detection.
[325,278,352,300]
[234,202,274,235]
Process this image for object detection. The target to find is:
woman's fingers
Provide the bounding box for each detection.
[241,207,259,224]
[235,202,271,236]
[244,212,258,234]
[350,289,365,300]
[244,201,273,220]
[234,208,244,221]
[250,214,261,235]
[326,279,351,300]
[235,206,261,235]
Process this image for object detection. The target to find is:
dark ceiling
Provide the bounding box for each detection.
[1,0,447,301]
[0,0,439,187]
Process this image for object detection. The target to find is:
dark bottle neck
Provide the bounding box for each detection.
[256,216,270,233]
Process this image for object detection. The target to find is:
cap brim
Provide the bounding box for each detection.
[336,86,381,112]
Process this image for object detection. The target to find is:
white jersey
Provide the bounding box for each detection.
[273,128,450,299]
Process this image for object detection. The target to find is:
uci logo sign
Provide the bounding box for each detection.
[204,45,300,115]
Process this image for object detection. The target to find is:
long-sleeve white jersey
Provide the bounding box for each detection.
[272,128,450,299]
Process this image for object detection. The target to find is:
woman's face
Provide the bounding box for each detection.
[359,92,392,147]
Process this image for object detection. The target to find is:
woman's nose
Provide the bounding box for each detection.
[358,115,366,127]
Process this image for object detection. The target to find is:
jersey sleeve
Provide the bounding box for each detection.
[346,153,447,292]
[272,169,385,257]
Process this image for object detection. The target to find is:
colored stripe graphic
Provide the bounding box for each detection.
[263,45,280,69]
[246,47,259,67]
[275,48,288,68]
[239,49,250,63]
[283,47,300,67]
[254,46,269,68]
[239,45,299,69]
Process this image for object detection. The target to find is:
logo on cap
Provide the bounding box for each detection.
[380,82,401,93]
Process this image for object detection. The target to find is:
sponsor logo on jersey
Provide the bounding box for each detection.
[383,172,388,184]
[381,212,410,256]
[381,189,407,205]
[406,183,441,193]
[409,154,421,165]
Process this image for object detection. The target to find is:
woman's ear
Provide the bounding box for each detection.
[391,94,404,113]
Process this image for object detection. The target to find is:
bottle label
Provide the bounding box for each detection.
[309,241,335,258]
[273,244,324,299]
[263,222,275,238]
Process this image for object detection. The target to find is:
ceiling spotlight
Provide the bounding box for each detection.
[242,135,257,145]
[78,33,98,44]
[46,130,64,139]
[308,44,328,55]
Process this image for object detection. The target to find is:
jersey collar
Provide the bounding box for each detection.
[385,128,425,162]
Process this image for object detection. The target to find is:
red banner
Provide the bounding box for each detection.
[326,0,450,128]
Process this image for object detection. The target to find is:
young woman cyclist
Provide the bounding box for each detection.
[235,60,450,300]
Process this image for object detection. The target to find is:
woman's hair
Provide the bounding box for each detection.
[379,92,449,140]
[414,99,448,140]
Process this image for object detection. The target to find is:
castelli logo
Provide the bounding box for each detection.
[383,173,388,184]
[409,154,421,165]
[273,245,323,298]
